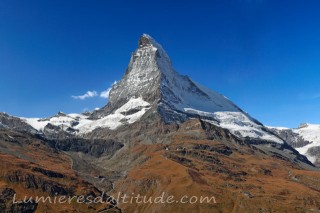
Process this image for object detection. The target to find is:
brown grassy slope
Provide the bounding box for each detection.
[0,129,120,213]
[112,135,320,213]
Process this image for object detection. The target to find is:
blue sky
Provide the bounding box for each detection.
[0,0,320,128]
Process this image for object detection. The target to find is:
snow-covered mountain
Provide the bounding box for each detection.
[269,124,320,165]
[17,34,283,144]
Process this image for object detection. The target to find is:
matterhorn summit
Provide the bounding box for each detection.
[71,34,282,143]
[106,34,242,117]
[12,34,284,143]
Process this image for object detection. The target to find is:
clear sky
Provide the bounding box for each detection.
[0,0,320,128]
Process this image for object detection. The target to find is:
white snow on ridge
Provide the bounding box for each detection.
[293,124,320,163]
[184,108,284,144]
[22,98,150,134]
[23,113,88,131]
[293,124,320,144]
[265,126,289,131]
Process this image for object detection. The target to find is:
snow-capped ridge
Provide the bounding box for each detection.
[23,97,151,134]
[22,113,88,131]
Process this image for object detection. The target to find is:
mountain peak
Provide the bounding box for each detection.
[138,34,162,49]
[86,34,285,144]
[137,34,171,62]
[138,34,154,47]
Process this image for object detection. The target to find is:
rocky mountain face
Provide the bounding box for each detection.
[91,34,283,144]
[1,34,320,212]
[0,113,37,134]
[19,34,285,144]
[93,34,242,121]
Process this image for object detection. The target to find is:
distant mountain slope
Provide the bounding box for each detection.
[269,124,320,166]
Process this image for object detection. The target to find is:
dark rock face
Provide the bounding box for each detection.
[138,34,153,47]
[42,123,77,140]
[199,120,241,143]
[0,188,38,213]
[47,138,124,158]
[32,167,65,178]
[0,113,37,134]
[307,146,320,167]
[307,146,320,156]
[269,128,311,148]
[6,171,71,196]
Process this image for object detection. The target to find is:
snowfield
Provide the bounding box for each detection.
[270,124,320,163]
[23,97,151,134]
[76,97,150,133]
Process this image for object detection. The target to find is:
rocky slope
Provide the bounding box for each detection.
[0,113,37,134]
[0,128,121,213]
